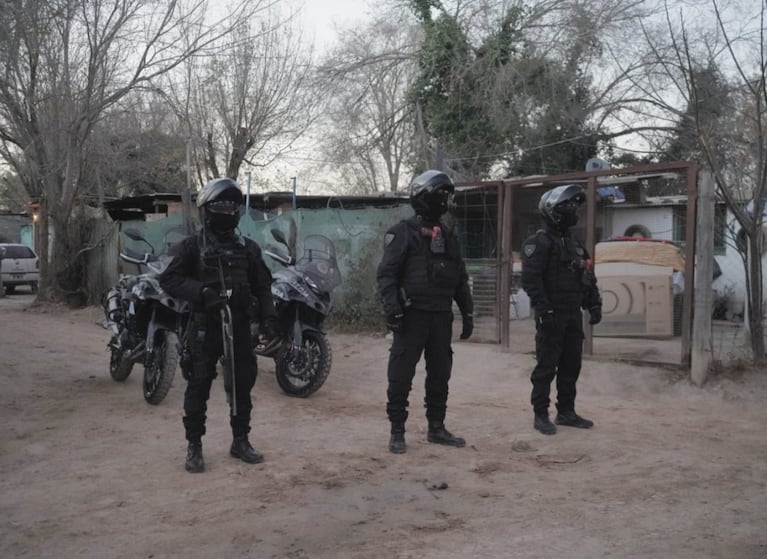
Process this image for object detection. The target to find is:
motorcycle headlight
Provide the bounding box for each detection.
[305,276,319,291]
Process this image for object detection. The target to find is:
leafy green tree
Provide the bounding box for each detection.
[406,1,612,179]
[660,64,733,168]
[408,3,502,177]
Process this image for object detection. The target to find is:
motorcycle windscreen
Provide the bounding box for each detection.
[295,235,342,292]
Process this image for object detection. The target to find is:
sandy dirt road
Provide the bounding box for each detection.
[1,292,766,558]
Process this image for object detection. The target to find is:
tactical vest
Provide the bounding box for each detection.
[400,219,462,311]
[538,229,588,311]
[195,233,253,309]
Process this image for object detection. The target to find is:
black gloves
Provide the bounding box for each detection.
[460,313,473,340]
[536,309,556,331]
[201,287,227,313]
[386,313,404,333]
[588,306,602,325]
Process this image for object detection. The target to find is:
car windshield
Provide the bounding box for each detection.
[1,245,35,259]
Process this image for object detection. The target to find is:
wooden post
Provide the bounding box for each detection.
[584,176,597,355]
[691,171,715,385]
[681,162,699,366]
[498,182,513,349]
[496,184,506,347]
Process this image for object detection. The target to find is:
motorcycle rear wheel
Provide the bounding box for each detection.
[109,345,134,382]
[275,330,331,398]
[143,330,178,405]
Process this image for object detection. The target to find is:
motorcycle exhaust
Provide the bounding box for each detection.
[104,288,123,335]
[123,341,146,363]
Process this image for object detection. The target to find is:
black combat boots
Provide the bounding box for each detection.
[555,410,594,429]
[185,440,205,473]
[534,413,557,435]
[230,436,264,464]
[427,422,466,447]
[389,433,406,454]
[389,423,406,454]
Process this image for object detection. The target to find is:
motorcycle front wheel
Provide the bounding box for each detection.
[143,330,178,405]
[275,330,331,397]
[109,343,134,382]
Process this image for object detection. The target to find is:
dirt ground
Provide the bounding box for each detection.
[1,291,766,559]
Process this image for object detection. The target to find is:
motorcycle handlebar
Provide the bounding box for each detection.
[119,247,158,265]
[265,247,295,267]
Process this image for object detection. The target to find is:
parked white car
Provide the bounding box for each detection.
[0,243,40,294]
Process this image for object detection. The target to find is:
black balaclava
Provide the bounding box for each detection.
[207,209,239,235]
[550,199,581,231]
[204,196,241,237]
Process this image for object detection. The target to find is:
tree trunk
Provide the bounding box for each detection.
[39,197,51,294]
[49,209,89,307]
[691,171,714,385]
[746,235,765,362]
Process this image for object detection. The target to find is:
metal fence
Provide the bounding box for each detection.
[92,160,728,369]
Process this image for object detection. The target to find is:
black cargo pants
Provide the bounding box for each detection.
[386,309,454,428]
[531,309,584,415]
[183,313,257,442]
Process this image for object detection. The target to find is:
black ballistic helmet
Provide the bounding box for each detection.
[410,170,455,219]
[539,184,586,230]
[197,178,243,233]
[196,178,242,207]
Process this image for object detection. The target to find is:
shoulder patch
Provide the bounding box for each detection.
[524,243,536,257]
[384,233,395,247]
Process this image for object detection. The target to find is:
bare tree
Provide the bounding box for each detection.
[85,90,190,200]
[315,13,419,193]
[0,172,29,213]
[0,0,262,300]
[178,5,318,183]
[629,0,766,362]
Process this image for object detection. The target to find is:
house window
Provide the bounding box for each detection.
[672,205,726,254]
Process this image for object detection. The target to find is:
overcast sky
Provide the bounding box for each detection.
[298,0,372,52]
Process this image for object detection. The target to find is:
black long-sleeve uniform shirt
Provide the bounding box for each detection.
[521,225,601,314]
[159,231,276,320]
[377,216,473,317]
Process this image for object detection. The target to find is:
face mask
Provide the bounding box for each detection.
[560,212,579,228]
[207,212,240,233]
[205,199,241,233]
[420,190,450,220]
[552,200,580,230]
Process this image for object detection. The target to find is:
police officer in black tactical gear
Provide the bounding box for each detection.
[159,178,278,473]
[521,184,602,435]
[377,170,474,454]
